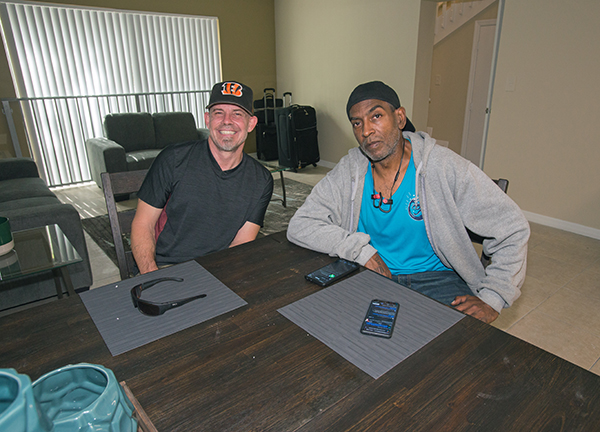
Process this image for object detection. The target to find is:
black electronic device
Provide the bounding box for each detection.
[304,259,359,287]
[360,299,399,338]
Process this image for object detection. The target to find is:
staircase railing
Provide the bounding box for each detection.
[435,0,496,45]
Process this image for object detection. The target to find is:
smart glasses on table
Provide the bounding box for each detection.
[130,277,206,316]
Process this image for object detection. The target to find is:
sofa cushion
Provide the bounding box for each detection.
[0,178,57,204]
[104,113,156,152]
[152,112,199,149]
[126,149,163,171]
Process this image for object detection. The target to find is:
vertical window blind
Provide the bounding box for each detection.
[0,1,221,186]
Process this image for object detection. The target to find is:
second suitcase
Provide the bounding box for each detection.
[255,123,279,161]
[276,93,320,169]
[254,88,282,160]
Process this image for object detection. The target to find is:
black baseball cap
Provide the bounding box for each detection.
[207,81,254,115]
[346,81,415,132]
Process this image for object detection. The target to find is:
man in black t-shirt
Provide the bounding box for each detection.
[131,81,274,274]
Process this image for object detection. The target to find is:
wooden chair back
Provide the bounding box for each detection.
[101,170,148,280]
[468,178,509,268]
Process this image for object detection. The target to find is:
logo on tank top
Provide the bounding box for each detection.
[407,194,423,221]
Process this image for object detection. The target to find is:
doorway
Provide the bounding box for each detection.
[418,0,503,169]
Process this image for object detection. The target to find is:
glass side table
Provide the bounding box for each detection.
[0,224,82,298]
[251,156,292,208]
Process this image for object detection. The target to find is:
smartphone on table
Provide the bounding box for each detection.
[304,258,359,287]
[360,299,399,338]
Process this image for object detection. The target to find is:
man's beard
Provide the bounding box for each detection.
[210,132,246,152]
[359,134,402,163]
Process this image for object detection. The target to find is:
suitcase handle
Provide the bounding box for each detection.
[283,92,292,107]
[263,89,277,125]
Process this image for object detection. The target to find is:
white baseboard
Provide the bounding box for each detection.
[523,211,600,240]
[317,160,337,169]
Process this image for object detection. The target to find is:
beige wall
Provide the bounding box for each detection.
[275,0,600,235]
[427,2,498,154]
[274,0,422,165]
[0,0,277,156]
[485,0,600,232]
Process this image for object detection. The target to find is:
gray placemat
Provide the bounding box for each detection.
[80,261,247,356]
[278,270,464,379]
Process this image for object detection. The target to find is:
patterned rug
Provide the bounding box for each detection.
[81,177,314,267]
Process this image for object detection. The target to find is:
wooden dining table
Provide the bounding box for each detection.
[1,231,599,431]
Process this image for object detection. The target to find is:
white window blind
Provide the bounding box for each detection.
[0,1,221,185]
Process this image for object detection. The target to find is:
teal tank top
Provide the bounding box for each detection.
[357,154,450,274]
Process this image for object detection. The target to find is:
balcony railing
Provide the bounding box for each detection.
[1,90,211,187]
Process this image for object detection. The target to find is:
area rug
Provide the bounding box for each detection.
[81,177,314,267]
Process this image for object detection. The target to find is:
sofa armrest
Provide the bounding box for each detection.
[85,138,127,188]
[197,128,209,141]
[0,157,40,181]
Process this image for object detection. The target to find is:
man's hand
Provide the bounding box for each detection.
[451,295,499,323]
[364,253,392,279]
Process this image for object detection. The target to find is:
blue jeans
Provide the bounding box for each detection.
[390,271,473,306]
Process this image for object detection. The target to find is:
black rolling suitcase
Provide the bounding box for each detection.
[276,92,320,169]
[253,88,282,161]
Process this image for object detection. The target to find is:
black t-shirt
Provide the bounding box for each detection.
[137,140,273,265]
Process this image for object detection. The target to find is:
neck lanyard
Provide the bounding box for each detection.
[370,141,406,213]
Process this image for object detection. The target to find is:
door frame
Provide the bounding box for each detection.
[460,0,505,169]
[461,18,497,167]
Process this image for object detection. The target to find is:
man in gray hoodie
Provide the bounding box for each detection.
[287,81,529,323]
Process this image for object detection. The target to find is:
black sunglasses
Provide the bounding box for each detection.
[130,277,206,316]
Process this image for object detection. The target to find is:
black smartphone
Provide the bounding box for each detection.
[360,299,399,338]
[304,259,359,287]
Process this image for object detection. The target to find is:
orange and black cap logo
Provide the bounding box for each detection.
[221,82,243,97]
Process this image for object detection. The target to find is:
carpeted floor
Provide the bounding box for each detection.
[81,177,313,267]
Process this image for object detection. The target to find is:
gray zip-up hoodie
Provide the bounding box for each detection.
[287,132,530,313]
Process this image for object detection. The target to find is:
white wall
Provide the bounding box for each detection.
[485,0,600,233]
[274,0,422,165]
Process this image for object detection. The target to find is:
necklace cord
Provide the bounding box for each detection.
[371,140,406,212]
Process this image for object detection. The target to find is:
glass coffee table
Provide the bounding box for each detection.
[0,224,82,298]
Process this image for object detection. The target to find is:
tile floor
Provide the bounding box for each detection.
[54,164,600,376]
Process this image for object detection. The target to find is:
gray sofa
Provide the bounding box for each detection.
[86,112,209,188]
[0,157,92,312]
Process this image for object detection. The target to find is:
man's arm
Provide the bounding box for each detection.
[130,199,164,274]
[364,253,392,278]
[451,295,499,324]
[287,158,377,267]
[434,151,530,312]
[229,221,261,248]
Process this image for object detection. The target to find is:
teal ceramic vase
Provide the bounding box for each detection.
[0,368,53,432]
[32,363,137,432]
